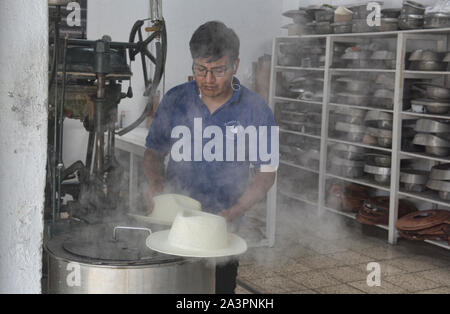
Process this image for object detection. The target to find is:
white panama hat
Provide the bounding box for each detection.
[146,210,247,258]
[129,193,202,225]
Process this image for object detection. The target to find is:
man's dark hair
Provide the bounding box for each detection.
[189,21,240,62]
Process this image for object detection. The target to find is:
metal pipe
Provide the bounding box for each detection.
[97,74,105,98]
[95,133,104,174]
[112,226,152,241]
[85,131,95,171]
[64,38,138,49]
[107,129,113,160]
[94,73,106,175]
[117,38,166,136]
[91,133,97,176]
[56,35,68,218]
[138,28,149,88]
[150,0,163,21]
[51,6,61,223]
[49,19,58,89]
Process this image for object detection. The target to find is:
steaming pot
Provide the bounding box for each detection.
[44,223,215,294]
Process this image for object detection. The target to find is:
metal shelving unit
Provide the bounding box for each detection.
[323,206,390,231]
[269,27,450,250]
[327,137,393,153]
[326,173,391,192]
[279,189,318,208]
[280,128,321,140]
[279,159,319,174]
[273,96,323,106]
[402,110,450,120]
[275,66,324,71]
[330,102,394,113]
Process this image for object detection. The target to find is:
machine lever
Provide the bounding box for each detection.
[113,226,152,241]
[127,86,133,98]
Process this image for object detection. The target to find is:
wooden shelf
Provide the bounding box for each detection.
[331,68,395,73]
[330,102,393,113]
[278,189,318,207]
[323,206,389,231]
[328,137,392,153]
[280,160,320,174]
[275,66,324,71]
[326,173,391,192]
[424,240,450,250]
[402,110,450,121]
[404,70,450,76]
[399,189,450,208]
[273,96,323,106]
[277,27,450,40]
[280,128,321,140]
[323,206,357,220]
[400,151,450,164]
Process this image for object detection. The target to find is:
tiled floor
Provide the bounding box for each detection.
[235,201,450,294]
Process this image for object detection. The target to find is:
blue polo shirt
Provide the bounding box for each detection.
[146,78,276,213]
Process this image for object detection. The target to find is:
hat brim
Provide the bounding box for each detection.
[146,230,248,258]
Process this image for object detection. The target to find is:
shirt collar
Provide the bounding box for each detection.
[228,77,242,105]
[191,77,242,107]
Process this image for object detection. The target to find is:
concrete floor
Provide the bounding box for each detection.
[235,199,450,294]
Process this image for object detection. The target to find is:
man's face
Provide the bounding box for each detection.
[192,55,239,99]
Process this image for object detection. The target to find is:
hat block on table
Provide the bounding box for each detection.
[129,193,202,226]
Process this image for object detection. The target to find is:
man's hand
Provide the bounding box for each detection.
[219,170,276,223]
[144,183,163,215]
[144,194,155,215]
[143,148,166,215]
[218,206,244,223]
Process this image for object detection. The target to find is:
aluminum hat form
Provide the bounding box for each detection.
[130,194,202,226]
[146,210,247,258]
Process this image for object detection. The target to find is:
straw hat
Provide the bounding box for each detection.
[130,194,201,225]
[146,210,247,258]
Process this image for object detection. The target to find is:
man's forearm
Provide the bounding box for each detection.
[222,170,276,221]
[143,148,165,193]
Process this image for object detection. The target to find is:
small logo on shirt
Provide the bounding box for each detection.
[224,120,241,136]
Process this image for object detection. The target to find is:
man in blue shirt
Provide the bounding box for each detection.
[144,21,277,293]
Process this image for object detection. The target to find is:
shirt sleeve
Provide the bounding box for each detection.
[251,102,278,172]
[145,93,174,155]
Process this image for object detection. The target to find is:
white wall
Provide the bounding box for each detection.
[162,0,284,90]
[0,0,48,293]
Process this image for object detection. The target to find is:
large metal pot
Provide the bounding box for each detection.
[45,223,215,294]
[411,99,450,114]
[402,1,426,16]
[398,14,424,30]
[424,12,450,29]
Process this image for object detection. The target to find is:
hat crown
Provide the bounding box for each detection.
[150,194,202,225]
[168,210,228,251]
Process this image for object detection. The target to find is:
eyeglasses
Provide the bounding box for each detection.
[192,63,233,77]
